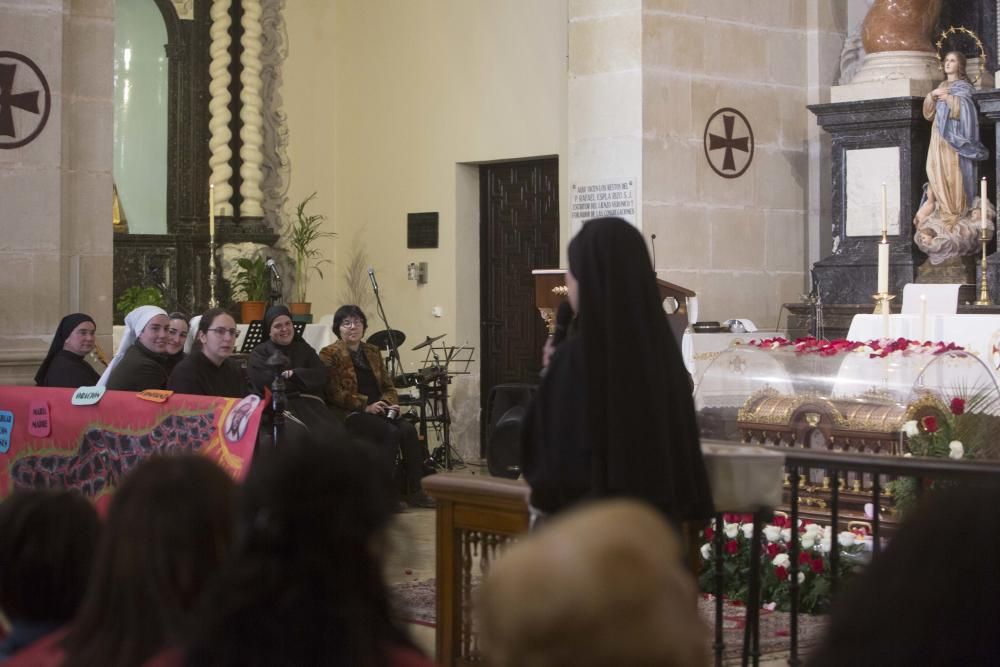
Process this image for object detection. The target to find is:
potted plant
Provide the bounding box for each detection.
[230,254,270,323]
[285,192,334,318]
[114,285,165,324]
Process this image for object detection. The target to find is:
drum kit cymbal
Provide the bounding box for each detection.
[366,329,406,350]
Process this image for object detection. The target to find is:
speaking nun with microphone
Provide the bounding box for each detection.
[521,217,713,528]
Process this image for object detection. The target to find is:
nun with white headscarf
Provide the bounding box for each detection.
[99,305,171,391]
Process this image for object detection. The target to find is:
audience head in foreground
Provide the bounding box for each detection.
[184,435,433,666]
[34,313,99,388]
[60,455,238,667]
[478,499,709,667]
[0,490,100,661]
[809,483,1000,667]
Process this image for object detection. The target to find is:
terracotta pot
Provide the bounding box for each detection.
[240,300,267,324]
[288,302,312,316]
[862,0,942,54]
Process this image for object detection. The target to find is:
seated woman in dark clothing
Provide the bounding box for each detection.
[163,312,190,375]
[0,490,100,662]
[100,305,171,391]
[167,308,247,398]
[247,305,327,396]
[319,305,434,508]
[34,313,100,388]
[521,217,713,527]
[183,437,437,667]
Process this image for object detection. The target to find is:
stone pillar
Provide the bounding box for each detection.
[239,0,265,219]
[209,0,234,216]
[0,1,114,384]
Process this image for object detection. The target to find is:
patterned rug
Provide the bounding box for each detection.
[390,579,829,658]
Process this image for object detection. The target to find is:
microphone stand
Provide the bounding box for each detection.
[371,280,402,379]
[268,265,282,307]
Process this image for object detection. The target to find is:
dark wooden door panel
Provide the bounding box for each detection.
[480,159,559,438]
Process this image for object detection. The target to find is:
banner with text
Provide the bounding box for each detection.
[0,387,263,501]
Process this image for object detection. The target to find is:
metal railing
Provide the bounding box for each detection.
[717,446,1000,667]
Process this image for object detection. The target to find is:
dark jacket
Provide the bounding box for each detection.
[105,342,169,392]
[247,339,327,396]
[38,350,100,388]
[167,350,247,398]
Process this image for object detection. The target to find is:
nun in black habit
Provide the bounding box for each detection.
[247,305,328,396]
[521,217,714,525]
[247,305,346,442]
[35,313,101,388]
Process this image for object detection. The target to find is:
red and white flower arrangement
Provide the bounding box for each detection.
[748,336,964,359]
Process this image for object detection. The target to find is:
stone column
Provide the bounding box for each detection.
[0,1,114,384]
[239,0,265,219]
[209,0,234,216]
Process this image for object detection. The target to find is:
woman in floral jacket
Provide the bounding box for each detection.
[319,305,434,508]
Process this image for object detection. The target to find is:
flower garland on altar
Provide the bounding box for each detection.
[698,513,867,614]
[747,336,964,359]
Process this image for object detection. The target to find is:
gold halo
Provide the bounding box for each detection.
[935,26,987,85]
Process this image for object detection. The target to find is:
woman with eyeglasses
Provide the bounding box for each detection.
[167,308,248,398]
[164,312,190,375]
[320,305,435,509]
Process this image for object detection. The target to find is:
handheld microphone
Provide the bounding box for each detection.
[551,301,574,348]
[266,258,281,280]
[368,267,379,293]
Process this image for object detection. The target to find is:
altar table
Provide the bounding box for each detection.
[847,314,1000,373]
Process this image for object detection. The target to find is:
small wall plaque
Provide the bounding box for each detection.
[408,212,439,249]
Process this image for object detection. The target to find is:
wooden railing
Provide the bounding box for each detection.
[422,473,530,666]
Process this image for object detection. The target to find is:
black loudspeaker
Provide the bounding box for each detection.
[485,383,537,479]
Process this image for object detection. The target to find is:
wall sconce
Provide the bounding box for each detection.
[407,262,428,285]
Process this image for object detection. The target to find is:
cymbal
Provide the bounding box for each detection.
[412,334,446,351]
[367,329,406,350]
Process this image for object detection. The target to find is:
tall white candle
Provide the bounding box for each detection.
[881,182,888,236]
[982,177,988,230]
[209,183,215,238]
[881,304,890,338]
[877,242,889,294]
[920,294,927,341]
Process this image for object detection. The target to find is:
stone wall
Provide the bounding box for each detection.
[0,0,114,384]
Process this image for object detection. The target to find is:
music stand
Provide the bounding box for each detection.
[239,320,306,353]
[416,340,476,469]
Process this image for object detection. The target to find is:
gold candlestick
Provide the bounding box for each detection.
[208,238,219,308]
[872,292,895,315]
[975,227,992,306]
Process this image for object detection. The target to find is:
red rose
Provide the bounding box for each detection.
[775,566,788,580]
[810,558,824,574]
[724,540,739,555]
[772,515,786,528]
[704,526,714,541]
[950,397,965,416]
[921,415,938,433]
[799,551,812,565]
[766,543,781,558]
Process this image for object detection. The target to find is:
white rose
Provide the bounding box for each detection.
[763,525,782,542]
[820,538,831,553]
[763,602,777,611]
[804,523,822,537]
[797,571,806,584]
[724,523,739,539]
[800,533,816,549]
[903,452,913,458]
[700,543,713,560]
[902,420,920,437]
[741,523,755,539]
[823,525,833,539]
[772,553,790,568]
[838,531,856,547]
[781,528,792,543]
[949,440,964,460]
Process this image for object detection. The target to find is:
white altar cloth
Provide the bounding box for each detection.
[847,314,1000,372]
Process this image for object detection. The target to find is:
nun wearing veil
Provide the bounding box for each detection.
[99,306,171,391]
[521,217,713,527]
[35,314,100,388]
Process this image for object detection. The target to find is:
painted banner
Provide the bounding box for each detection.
[0,387,264,502]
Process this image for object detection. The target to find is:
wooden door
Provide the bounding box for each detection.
[480,158,560,451]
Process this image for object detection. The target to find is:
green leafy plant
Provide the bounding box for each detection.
[230,254,270,302]
[115,286,165,321]
[286,192,334,303]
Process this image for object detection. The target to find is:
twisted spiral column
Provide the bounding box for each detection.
[239,0,265,218]
[208,0,233,216]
